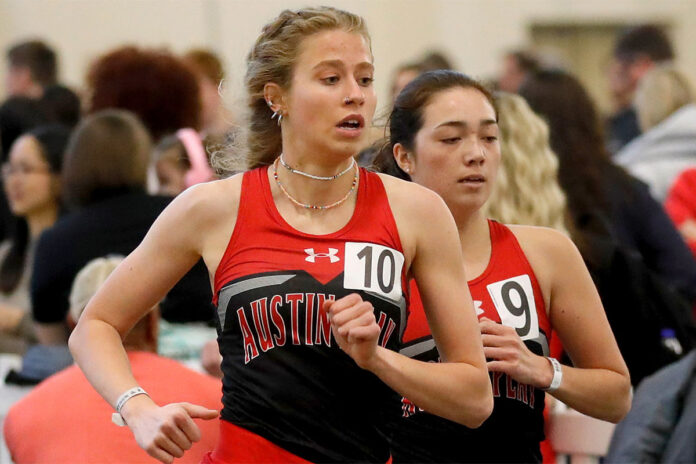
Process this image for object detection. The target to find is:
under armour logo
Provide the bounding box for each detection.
[305,248,340,263]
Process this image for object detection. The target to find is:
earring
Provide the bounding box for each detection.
[277,113,283,126]
[271,111,279,120]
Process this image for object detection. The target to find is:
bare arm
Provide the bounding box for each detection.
[327,181,492,428]
[503,226,631,423]
[69,181,234,462]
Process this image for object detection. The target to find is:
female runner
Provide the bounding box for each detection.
[374,70,631,463]
[69,8,492,464]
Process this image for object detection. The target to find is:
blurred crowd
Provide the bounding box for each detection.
[1,22,695,463]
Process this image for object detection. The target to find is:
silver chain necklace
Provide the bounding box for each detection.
[279,152,355,181]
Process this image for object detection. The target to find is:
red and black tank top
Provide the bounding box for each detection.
[212,166,407,463]
[386,220,551,463]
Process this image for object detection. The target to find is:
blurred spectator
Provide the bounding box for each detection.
[153,134,190,197]
[0,125,69,354]
[4,256,222,464]
[0,97,46,252]
[419,51,454,72]
[519,69,696,305]
[87,46,201,141]
[390,62,423,102]
[183,49,235,138]
[0,97,46,160]
[616,65,696,201]
[390,51,455,102]
[606,24,674,154]
[606,350,696,463]
[152,130,216,197]
[30,110,214,346]
[39,84,81,128]
[4,40,57,98]
[497,50,540,93]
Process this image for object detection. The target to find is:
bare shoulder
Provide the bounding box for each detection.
[376,172,457,264]
[506,224,577,258]
[152,173,244,250]
[506,225,583,302]
[375,172,449,217]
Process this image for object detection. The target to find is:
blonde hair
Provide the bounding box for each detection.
[68,256,124,325]
[212,6,370,174]
[482,93,569,234]
[635,64,696,131]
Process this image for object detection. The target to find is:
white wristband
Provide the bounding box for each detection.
[541,357,562,392]
[111,387,149,426]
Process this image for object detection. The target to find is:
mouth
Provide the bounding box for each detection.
[336,114,365,131]
[458,174,486,184]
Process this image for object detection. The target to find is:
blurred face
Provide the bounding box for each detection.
[498,55,525,93]
[392,68,420,101]
[406,87,500,214]
[279,29,377,161]
[607,58,636,108]
[5,64,38,98]
[155,157,188,197]
[3,136,58,217]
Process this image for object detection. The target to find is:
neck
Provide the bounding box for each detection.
[455,209,492,276]
[274,146,358,209]
[27,206,58,239]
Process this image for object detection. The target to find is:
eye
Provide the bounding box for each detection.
[441,137,461,144]
[359,76,374,86]
[483,136,498,143]
[322,76,339,85]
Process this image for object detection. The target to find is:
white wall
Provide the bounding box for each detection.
[1,0,695,115]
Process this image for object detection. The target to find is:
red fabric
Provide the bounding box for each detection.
[4,352,222,464]
[201,420,312,464]
[200,420,393,464]
[213,167,406,304]
[403,220,550,343]
[665,168,696,256]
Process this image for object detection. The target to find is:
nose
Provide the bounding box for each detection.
[343,78,365,106]
[462,138,486,166]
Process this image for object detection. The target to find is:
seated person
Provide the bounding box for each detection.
[30,110,214,345]
[0,125,69,354]
[4,255,221,464]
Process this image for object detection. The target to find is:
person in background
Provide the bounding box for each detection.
[152,130,216,198]
[0,125,69,354]
[617,65,696,202]
[374,70,630,463]
[87,46,201,142]
[606,24,674,154]
[519,69,696,307]
[30,110,214,346]
[39,84,82,129]
[0,97,46,242]
[183,49,235,138]
[4,39,57,99]
[4,255,222,464]
[497,50,540,94]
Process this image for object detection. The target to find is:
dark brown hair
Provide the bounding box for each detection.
[518,69,633,233]
[614,24,674,63]
[87,46,201,141]
[7,40,57,87]
[373,70,496,179]
[62,110,151,207]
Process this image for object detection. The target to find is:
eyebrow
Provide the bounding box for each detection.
[434,119,498,129]
[312,59,374,72]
